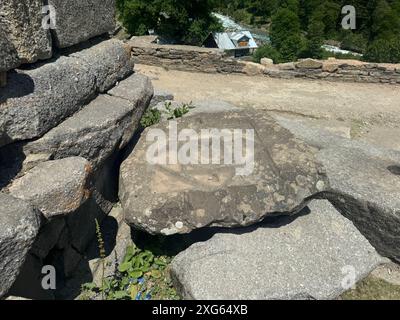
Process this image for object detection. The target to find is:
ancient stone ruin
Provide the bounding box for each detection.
[1,0,399,301]
[0,0,153,299]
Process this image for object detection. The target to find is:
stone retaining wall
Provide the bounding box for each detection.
[130,36,400,85]
[130,36,244,74]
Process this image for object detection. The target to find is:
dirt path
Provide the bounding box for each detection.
[137,64,400,151]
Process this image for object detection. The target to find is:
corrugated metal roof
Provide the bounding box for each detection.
[212,31,258,50]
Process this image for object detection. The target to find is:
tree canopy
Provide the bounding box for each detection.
[117,0,400,62]
[116,0,222,45]
[216,0,400,62]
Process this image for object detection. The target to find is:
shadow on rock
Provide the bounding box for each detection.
[0,142,26,189]
[133,206,312,257]
[0,71,34,103]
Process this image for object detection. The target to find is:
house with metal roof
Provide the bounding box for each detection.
[203,31,258,57]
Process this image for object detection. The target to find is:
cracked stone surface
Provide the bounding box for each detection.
[120,108,329,235]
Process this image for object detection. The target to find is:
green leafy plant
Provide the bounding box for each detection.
[164,101,193,120]
[140,101,194,128]
[81,242,179,300]
[253,44,282,64]
[140,108,162,128]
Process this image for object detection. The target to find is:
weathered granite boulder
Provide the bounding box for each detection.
[322,62,339,73]
[120,109,329,235]
[0,56,95,148]
[0,0,52,64]
[320,147,400,262]
[275,116,400,262]
[171,200,386,300]
[260,58,274,66]
[296,59,323,69]
[0,40,133,148]
[0,27,19,72]
[279,62,296,70]
[0,193,41,298]
[49,0,116,48]
[70,39,134,93]
[21,74,153,170]
[107,73,154,126]
[9,157,92,220]
[7,152,126,298]
[240,61,266,76]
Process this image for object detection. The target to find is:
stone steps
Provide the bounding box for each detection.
[0,39,133,148]
[0,36,154,298]
[0,70,153,296]
[21,74,153,171]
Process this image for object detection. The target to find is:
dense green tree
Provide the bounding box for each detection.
[117,0,400,62]
[269,8,306,61]
[253,44,282,63]
[364,37,400,63]
[370,0,400,41]
[117,0,222,45]
[340,31,368,53]
[306,19,325,58]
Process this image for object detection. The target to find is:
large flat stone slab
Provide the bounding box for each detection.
[71,39,134,93]
[0,40,133,148]
[275,116,400,262]
[22,74,153,170]
[120,109,329,235]
[0,56,96,147]
[0,0,52,64]
[8,157,92,220]
[171,200,386,300]
[0,193,41,298]
[49,0,116,48]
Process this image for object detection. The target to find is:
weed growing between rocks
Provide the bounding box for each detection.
[81,233,180,300]
[140,109,162,128]
[140,101,194,128]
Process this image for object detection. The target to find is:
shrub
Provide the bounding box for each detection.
[306,20,325,59]
[269,8,306,62]
[340,32,368,54]
[253,44,282,64]
[140,109,162,128]
[116,0,222,46]
[364,38,400,63]
[279,34,307,62]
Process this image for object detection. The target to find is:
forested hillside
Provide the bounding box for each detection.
[116,0,222,45]
[116,0,400,63]
[215,0,400,63]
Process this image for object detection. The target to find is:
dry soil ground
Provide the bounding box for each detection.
[137,64,400,151]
